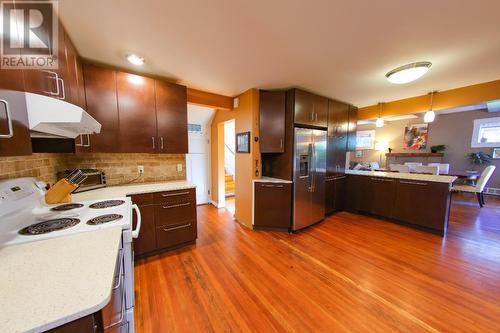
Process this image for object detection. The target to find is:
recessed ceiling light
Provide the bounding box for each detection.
[127,54,145,66]
[386,61,432,84]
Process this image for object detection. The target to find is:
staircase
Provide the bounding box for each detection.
[225,173,235,197]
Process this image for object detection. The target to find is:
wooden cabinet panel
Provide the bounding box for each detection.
[254,182,292,229]
[116,72,157,153]
[154,188,196,204]
[293,89,328,128]
[347,106,358,152]
[325,179,335,214]
[155,201,196,228]
[0,90,32,156]
[63,35,80,107]
[156,221,196,250]
[326,100,349,177]
[259,90,286,153]
[326,176,347,214]
[155,80,188,153]
[132,204,156,256]
[367,177,396,217]
[82,64,121,152]
[55,22,70,102]
[393,180,451,233]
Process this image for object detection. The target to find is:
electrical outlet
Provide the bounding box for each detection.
[177,164,183,172]
[137,165,144,175]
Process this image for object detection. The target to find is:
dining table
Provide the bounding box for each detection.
[448,170,480,181]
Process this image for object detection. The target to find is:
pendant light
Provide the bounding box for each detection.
[376,102,384,128]
[424,91,436,123]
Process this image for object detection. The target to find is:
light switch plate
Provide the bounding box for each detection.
[177,164,183,172]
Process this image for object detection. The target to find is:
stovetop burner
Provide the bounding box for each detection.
[89,200,125,209]
[50,203,84,211]
[87,214,123,225]
[19,218,81,235]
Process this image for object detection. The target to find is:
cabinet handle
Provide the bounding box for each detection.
[0,99,14,138]
[75,135,84,147]
[86,134,91,148]
[280,139,283,149]
[370,177,394,182]
[310,112,314,121]
[42,70,60,96]
[262,184,284,188]
[161,191,190,197]
[315,113,318,121]
[162,202,190,209]
[152,136,155,149]
[399,180,428,186]
[163,223,191,232]
[56,77,65,100]
[160,137,164,150]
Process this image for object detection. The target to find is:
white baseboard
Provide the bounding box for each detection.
[485,187,500,196]
[210,200,222,208]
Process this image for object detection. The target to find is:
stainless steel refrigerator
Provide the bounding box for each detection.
[292,127,327,231]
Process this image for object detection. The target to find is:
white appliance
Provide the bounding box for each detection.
[0,178,140,332]
[0,89,101,139]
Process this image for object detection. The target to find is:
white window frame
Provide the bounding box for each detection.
[471,117,500,148]
[356,130,376,150]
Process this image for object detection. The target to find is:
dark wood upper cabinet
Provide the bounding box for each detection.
[347,105,358,152]
[82,64,121,153]
[116,72,157,153]
[64,35,80,107]
[293,89,328,128]
[155,80,188,154]
[0,90,32,156]
[326,100,349,177]
[259,90,286,153]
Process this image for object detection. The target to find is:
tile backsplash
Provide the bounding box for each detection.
[65,153,186,185]
[0,154,66,184]
[0,153,186,185]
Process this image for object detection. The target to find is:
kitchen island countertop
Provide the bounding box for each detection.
[0,227,122,333]
[346,170,457,184]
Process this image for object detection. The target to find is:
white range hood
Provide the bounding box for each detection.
[25,92,101,139]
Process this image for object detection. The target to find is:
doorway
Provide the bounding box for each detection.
[186,104,215,205]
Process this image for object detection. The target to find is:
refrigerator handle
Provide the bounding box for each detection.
[308,143,313,192]
[311,143,316,192]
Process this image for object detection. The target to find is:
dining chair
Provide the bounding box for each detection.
[415,165,439,175]
[389,164,410,173]
[404,162,423,172]
[428,163,450,174]
[451,165,496,207]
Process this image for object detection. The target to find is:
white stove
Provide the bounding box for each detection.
[0,177,140,332]
[0,178,140,247]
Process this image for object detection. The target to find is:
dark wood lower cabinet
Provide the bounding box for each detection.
[254,182,292,230]
[130,188,197,258]
[326,176,346,214]
[345,175,451,235]
[47,312,103,333]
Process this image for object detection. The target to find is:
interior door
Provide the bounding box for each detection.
[293,127,312,230]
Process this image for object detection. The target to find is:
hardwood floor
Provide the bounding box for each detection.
[134,194,500,333]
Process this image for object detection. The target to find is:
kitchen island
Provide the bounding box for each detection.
[344,170,457,235]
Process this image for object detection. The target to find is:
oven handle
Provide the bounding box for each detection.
[131,204,141,239]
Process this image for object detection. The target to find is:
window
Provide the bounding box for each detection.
[471,117,500,148]
[356,130,376,150]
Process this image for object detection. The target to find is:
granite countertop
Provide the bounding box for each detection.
[0,227,122,333]
[253,177,293,184]
[346,170,457,184]
[73,180,196,201]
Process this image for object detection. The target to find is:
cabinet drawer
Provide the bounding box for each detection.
[254,182,292,228]
[154,188,195,204]
[156,222,196,249]
[155,200,196,227]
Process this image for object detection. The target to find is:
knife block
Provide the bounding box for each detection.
[45,178,79,204]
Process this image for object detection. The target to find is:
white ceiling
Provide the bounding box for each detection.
[58,0,500,107]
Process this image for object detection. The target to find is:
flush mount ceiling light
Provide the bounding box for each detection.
[386,61,432,84]
[424,91,437,123]
[127,54,145,66]
[376,102,384,128]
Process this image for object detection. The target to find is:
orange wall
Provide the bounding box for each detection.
[210,89,260,228]
[358,79,500,120]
